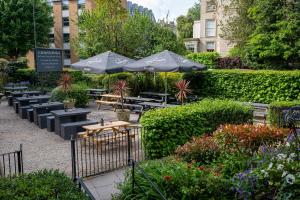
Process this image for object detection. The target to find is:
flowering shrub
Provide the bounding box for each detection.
[175,135,220,165]
[214,124,291,154]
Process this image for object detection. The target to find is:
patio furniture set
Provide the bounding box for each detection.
[6,90,98,140]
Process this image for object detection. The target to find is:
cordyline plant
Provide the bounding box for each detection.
[175,79,192,105]
[58,72,73,98]
[113,80,128,111]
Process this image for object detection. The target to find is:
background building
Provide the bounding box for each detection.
[184,0,233,56]
[28,0,155,67]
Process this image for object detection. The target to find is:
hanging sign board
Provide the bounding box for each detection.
[35,48,63,72]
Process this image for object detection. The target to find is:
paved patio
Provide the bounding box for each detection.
[0,99,139,176]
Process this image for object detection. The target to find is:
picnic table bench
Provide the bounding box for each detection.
[96,94,121,110]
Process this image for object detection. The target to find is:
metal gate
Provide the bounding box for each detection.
[71,125,144,179]
[0,144,23,178]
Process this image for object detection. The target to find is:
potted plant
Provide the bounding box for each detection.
[113,80,130,122]
[59,72,75,110]
[175,79,192,105]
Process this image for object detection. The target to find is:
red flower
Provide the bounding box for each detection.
[164,175,172,181]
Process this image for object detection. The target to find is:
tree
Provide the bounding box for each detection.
[244,0,300,69]
[176,2,200,39]
[0,0,52,59]
[74,0,127,58]
[75,1,186,59]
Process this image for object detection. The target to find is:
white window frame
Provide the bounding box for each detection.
[205,19,216,37]
[206,41,216,52]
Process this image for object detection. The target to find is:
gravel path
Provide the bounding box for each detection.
[0,100,139,176]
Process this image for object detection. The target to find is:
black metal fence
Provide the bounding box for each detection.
[71,125,144,179]
[74,177,96,200]
[0,144,23,178]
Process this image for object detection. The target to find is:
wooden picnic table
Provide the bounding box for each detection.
[82,121,131,136]
[96,94,122,110]
[138,102,176,109]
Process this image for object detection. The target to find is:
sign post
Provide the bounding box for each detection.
[34,48,64,93]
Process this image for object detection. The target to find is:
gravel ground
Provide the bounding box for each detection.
[0,100,139,176]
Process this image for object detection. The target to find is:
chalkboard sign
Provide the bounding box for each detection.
[35,48,63,72]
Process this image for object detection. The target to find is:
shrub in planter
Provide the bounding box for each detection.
[0,170,88,199]
[186,52,220,69]
[51,84,89,107]
[176,135,220,165]
[141,99,252,159]
[214,124,291,155]
[268,101,300,127]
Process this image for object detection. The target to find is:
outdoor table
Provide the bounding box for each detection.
[138,102,176,109]
[8,91,41,106]
[82,121,131,137]
[16,95,51,107]
[139,92,170,102]
[4,86,28,95]
[86,89,107,99]
[124,96,158,103]
[51,109,91,136]
[32,102,64,125]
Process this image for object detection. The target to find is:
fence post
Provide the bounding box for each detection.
[71,137,77,181]
[132,160,135,195]
[127,129,131,165]
[17,144,23,174]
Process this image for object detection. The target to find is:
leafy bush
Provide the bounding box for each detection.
[268,101,300,127]
[217,57,245,69]
[184,70,300,103]
[186,52,220,69]
[176,135,220,165]
[0,170,88,199]
[214,124,291,155]
[51,84,89,107]
[116,158,233,200]
[141,99,252,159]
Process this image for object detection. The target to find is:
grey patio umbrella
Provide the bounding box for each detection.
[71,51,135,91]
[71,51,135,74]
[124,50,206,103]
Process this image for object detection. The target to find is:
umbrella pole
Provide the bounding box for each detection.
[164,72,167,104]
[108,74,111,93]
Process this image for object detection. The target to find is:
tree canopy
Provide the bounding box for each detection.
[75,0,185,59]
[222,0,300,69]
[0,0,52,59]
[176,2,200,39]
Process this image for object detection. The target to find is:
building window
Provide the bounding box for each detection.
[206,42,215,52]
[186,44,195,53]
[63,17,69,27]
[206,1,216,12]
[206,19,216,37]
[62,0,69,10]
[63,33,70,43]
[64,50,71,59]
[49,34,54,43]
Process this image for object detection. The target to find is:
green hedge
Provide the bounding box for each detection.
[51,84,89,107]
[268,101,300,127]
[186,52,220,69]
[141,99,252,159]
[0,170,88,199]
[184,70,300,103]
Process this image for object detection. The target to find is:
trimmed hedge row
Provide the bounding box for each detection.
[141,99,252,159]
[0,170,88,199]
[184,70,300,104]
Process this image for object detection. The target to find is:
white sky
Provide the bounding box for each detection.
[129,0,199,21]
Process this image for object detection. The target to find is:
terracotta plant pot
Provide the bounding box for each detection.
[116,109,130,122]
